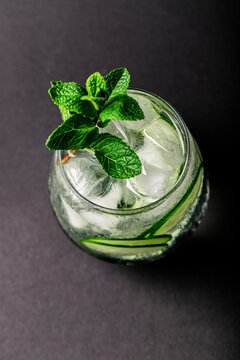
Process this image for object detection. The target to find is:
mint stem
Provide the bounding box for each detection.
[62,150,78,164]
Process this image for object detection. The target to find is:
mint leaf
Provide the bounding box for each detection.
[49,81,86,106]
[81,95,106,111]
[86,72,107,98]
[59,106,72,121]
[91,133,142,179]
[46,114,99,150]
[96,117,111,128]
[49,81,97,118]
[99,94,144,123]
[104,68,130,99]
[73,100,98,119]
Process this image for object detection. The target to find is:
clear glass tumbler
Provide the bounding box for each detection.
[48,88,209,264]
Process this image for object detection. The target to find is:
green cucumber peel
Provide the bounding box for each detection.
[139,163,203,238]
[80,234,171,249]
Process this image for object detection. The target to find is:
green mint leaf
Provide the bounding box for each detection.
[104,68,130,99]
[49,81,97,118]
[96,117,111,128]
[59,106,72,121]
[99,94,144,122]
[91,133,142,179]
[86,72,107,98]
[49,81,86,106]
[46,114,99,150]
[73,100,98,119]
[81,95,106,111]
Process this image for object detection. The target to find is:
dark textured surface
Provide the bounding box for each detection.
[0,1,239,359]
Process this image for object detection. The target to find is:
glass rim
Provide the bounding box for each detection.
[58,87,190,215]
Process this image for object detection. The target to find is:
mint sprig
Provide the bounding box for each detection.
[46,67,144,179]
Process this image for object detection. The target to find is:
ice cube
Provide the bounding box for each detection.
[64,150,115,203]
[129,134,181,199]
[81,209,119,232]
[90,182,122,209]
[99,120,128,142]
[130,160,178,199]
[61,197,88,229]
[64,149,140,209]
[145,117,185,165]
[120,92,160,131]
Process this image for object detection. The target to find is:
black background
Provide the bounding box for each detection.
[0,1,239,359]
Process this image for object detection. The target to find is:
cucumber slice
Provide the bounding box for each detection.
[79,235,170,258]
[80,234,171,248]
[140,163,203,238]
[78,163,203,259]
